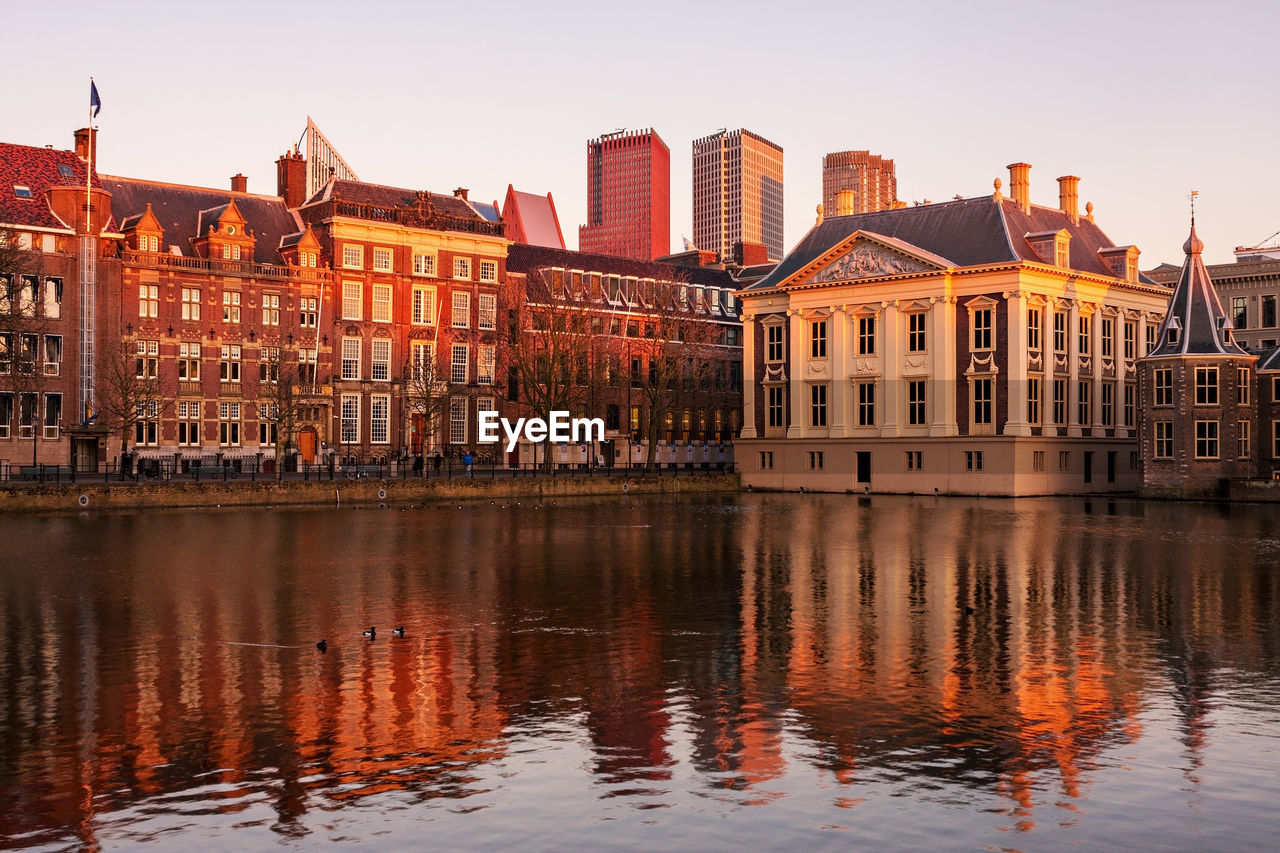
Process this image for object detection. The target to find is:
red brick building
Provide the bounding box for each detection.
[578,129,670,262]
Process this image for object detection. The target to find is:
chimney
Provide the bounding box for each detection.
[276,151,306,209]
[454,187,469,201]
[231,173,248,193]
[74,127,97,164]
[1006,162,1031,214]
[1057,175,1080,224]
[836,189,856,217]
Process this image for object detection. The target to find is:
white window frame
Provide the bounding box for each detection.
[412,285,436,325]
[371,338,391,382]
[478,344,495,385]
[372,247,393,273]
[449,396,467,444]
[452,291,471,328]
[343,244,363,269]
[341,337,361,380]
[370,394,390,444]
[413,252,437,277]
[478,293,496,330]
[479,259,497,283]
[372,284,392,323]
[341,394,360,444]
[182,287,201,321]
[342,281,362,321]
[452,343,469,384]
[453,257,471,280]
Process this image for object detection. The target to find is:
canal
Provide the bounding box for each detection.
[1,494,1277,850]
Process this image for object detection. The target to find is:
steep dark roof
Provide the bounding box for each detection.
[748,194,1157,290]
[1255,347,1280,371]
[506,243,736,289]
[0,141,101,231]
[468,199,501,223]
[1146,224,1252,358]
[101,175,299,265]
[302,179,484,222]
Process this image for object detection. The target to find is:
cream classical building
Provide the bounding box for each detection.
[736,164,1171,495]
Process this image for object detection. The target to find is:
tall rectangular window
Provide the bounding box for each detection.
[478,293,497,330]
[1239,420,1251,459]
[43,278,61,319]
[259,347,279,383]
[139,284,158,319]
[909,312,927,352]
[1195,420,1219,458]
[370,395,390,443]
[1078,315,1091,355]
[810,320,827,359]
[372,247,393,272]
[341,394,360,444]
[177,400,201,446]
[1146,324,1157,354]
[810,383,827,427]
[449,396,467,443]
[909,380,926,425]
[479,260,497,282]
[1101,317,1113,358]
[1101,382,1114,426]
[452,343,469,384]
[1027,377,1041,425]
[342,281,362,320]
[857,382,875,427]
[1238,368,1251,405]
[412,286,436,325]
[767,386,784,428]
[1264,295,1277,328]
[178,342,201,381]
[1053,378,1067,425]
[453,257,471,280]
[1233,297,1248,330]
[413,253,436,277]
[858,316,876,355]
[43,335,61,376]
[261,293,280,326]
[218,401,241,446]
[766,325,784,361]
[1026,309,1040,351]
[1195,366,1218,405]
[341,337,361,380]
[371,339,390,381]
[1154,368,1174,406]
[1155,421,1173,458]
[182,287,201,321]
[259,403,279,447]
[222,290,241,323]
[1053,311,1067,353]
[219,344,241,383]
[300,297,317,328]
[973,378,992,424]
[1124,321,1135,359]
[372,285,392,322]
[1078,381,1091,425]
[1274,421,1280,458]
[972,309,992,350]
[1124,383,1135,428]
[478,344,495,385]
[134,400,159,445]
[410,341,434,381]
[452,291,470,328]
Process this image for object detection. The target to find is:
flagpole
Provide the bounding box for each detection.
[85,77,94,235]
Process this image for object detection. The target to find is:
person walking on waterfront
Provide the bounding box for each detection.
[432,449,442,475]
[463,449,474,477]
[412,453,424,477]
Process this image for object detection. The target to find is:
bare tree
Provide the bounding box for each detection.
[501,269,606,468]
[94,339,165,471]
[403,336,451,458]
[256,344,307,478]
[0,228,54,466]
[627,281,720,470]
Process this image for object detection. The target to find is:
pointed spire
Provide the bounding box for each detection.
[1147,219,1249,357]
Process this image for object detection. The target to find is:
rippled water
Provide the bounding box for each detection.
[1,494,1278,851]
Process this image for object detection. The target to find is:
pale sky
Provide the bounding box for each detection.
[4,0,1277,266]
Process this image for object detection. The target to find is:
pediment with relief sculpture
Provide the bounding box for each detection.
[789,233,948,288]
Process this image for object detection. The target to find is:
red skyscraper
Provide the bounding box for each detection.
[578,129,670,261]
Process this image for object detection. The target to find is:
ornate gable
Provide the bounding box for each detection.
[786,232,948,288]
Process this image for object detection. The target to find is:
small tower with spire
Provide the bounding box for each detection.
[1138,216,1258,496]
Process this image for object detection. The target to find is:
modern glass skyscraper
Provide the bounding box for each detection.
[578,129,670,261]
[692,129,784,262]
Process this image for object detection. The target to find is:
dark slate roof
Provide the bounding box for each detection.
[279,231,305,249]
[101,176,298,265]
[0,141,101,231]
[1146,224,1252,358]
[506,243,737,289]
[302,178,484,222]
[748,195,1158,290]
[468,199,501,223]
[1255,347,1280,371]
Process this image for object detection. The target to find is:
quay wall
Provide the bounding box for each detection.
[0,474,741,514]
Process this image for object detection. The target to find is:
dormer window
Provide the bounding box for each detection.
[1168,328,1180,345]
[13,184,32,199]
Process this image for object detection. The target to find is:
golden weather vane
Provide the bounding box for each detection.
[1189,189,1199,222]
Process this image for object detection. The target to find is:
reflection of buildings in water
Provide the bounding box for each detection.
[729,495,1255,827]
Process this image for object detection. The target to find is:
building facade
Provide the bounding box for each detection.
[821,150,897,215]
[737,164,1170,495]
[692,129,784,263]
[579,129,670,261]
[504,243,742,467]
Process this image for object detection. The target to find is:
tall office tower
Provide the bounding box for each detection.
[578,128,670,260]
[692,129,785,262]
[822,150,897,215]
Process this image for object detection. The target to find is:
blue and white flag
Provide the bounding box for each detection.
[90,80,101,117]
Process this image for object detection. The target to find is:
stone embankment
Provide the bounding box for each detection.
[0,474,740,513]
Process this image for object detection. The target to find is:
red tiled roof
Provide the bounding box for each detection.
[0,142,100,231]
[305,179,484,222]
